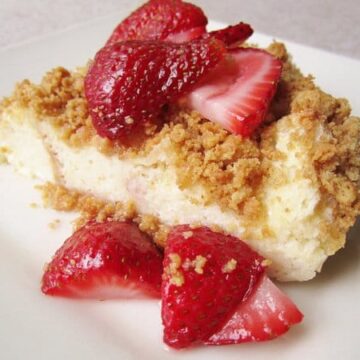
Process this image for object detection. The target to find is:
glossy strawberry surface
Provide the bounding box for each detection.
[85,38,225,141]
[161,225,265,348]
[42,221,163,299]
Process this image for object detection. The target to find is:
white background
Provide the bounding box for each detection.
[1,0,360,59]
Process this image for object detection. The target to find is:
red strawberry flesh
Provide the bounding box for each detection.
[41,221,163,299]
[85,38,225,141]
[106,0,207,45]
[186,48,283,137]
[161,225,265,349]
[209,22,253,46]
[206,274,304,344]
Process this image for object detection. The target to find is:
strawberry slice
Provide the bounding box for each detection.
[161,225,265,349]
[106,0,208,45]
[206,275,304,344]
[186,48,283,137]
[85,38,225,141]
[41,221,163,299]
[209,22,253,46]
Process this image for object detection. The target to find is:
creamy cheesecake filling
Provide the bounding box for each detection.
[1,42,359,282]
[0,106,56,181]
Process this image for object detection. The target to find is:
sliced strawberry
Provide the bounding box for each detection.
[161,225,265,349]
[41,221,163,299]
[85,38,225,141]
[206,275,304,344]
[106,0,207,45]
[186,48,283,137]
[209,22,253,47]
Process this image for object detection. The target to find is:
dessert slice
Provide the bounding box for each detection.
[1,40,359,282]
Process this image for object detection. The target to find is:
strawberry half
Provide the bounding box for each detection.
[42,221,163,299]
[206,274,304,344]
[161,225,265,349]
[106,0,208,45]
[209,22,253,47]
[85,38,225,141]
[186,48,283,137]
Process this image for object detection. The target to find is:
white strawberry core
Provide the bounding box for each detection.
[187,49,281,134]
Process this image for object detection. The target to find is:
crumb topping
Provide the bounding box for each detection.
[222,259,237,273]
[164,109,264,213]
[0,146,9,164]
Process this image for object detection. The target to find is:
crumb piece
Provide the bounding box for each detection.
[48,219,60,229]
[124,116,134,125]
[222,259,237,273]
[135,213,170,248]
[165,253,184,287]
[182,231,193,239]
[29,202,39,208]
[182,255,207,274]
[0,146,9,164]
[193,255,207,274]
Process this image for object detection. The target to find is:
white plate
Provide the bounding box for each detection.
[0,16,360,360]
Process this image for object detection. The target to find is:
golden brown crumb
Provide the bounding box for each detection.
[136,213,169,248]
[164,109,264,213]
[172,254,207,275]
[164,253,184,286]
[222,259,237,273]
[313,115,360,251]
[0,147,9,164]
[260,111,360,253]
[261,259,272,267]
[192,255,207,274]
[182,231,193,239]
